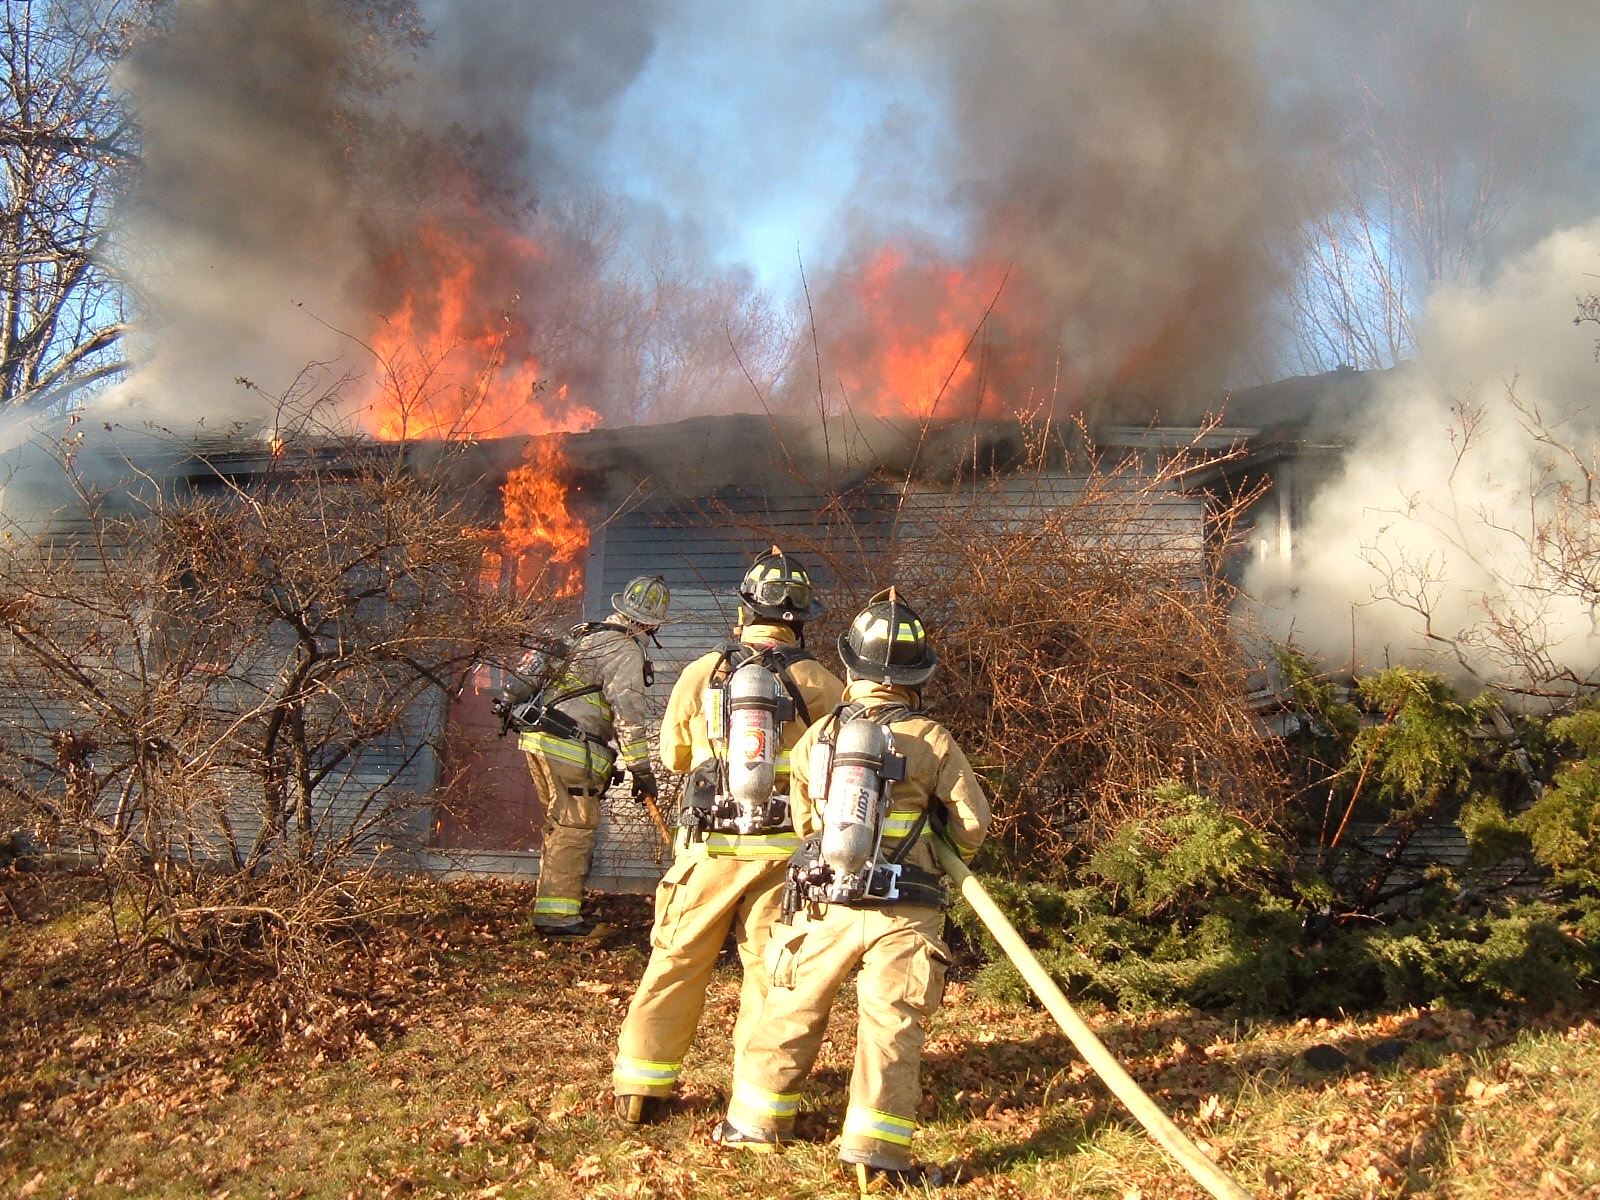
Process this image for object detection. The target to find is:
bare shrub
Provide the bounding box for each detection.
[0,410,549,990]
[731,416,1286,881]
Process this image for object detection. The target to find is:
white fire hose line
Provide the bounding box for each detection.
[933,839,1256,1200]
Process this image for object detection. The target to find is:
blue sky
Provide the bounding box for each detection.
[588,2,963,293]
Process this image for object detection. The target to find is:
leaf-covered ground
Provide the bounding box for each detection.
[3,871,1598,1199]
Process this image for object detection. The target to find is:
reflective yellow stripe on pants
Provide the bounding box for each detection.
[613,1055,682,1092]
[843,1105,916,1147]
[730,1077,801,1124]
[526,752,602,928]
[612,855,789,1097]
[726,902,948,1170]
[533,896,581,919]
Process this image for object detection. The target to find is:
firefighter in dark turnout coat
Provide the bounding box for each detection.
[509,576,670,937]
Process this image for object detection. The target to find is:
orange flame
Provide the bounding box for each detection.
[359,215,592,597]
[360,219,598,442]
[488,438,589,598]
[834,246,1002,419]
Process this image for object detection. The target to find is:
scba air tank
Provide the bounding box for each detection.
[817,717,889,884]
[725,661,782,813]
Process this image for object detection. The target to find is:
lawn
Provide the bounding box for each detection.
[3,871,1598,1199]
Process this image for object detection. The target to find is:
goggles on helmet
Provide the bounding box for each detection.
[746,574,812,610]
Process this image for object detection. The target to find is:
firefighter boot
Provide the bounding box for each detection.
[851,1161,946,1194]
[538,920,611,940]
[712,1119,782,1153]
[613,1094,668,1125]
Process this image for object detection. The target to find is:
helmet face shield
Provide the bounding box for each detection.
[747,575,811,610]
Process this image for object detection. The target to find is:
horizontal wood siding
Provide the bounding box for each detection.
[569,488,869,889]
[4,427,1217,894]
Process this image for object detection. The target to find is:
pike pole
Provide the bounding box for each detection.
[932,839,1254,1200]
[637,793,674,862]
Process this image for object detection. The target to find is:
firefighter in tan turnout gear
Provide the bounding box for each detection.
[714,588,991,1195]
[611,549,844,1124]
[496,575,670,938]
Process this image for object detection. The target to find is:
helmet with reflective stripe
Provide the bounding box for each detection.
[612,575,671,628]
[837,587,936,686]
[739,545,819,622]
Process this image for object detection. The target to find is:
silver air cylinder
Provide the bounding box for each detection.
[819,717,888,886]
[726,661,781,821]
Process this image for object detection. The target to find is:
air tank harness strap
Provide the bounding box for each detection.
[575,619,656,686]
[716,640,816,727]
[780,802,947,918]
[849,802,945,908]
[521,683,603,740]
[849,862,946,909]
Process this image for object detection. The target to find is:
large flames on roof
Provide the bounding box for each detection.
[842,247,986,417]
[357,215,593,597]
[818,245,1043,420]
[351,208,1040,596]
[360,216,598,442]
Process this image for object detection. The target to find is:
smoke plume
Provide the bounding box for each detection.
[64,0,1600,690]
[95,0,1600,430]
[108,0,370,427]
[1244,219,1600,694]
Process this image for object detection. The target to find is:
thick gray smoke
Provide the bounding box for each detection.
[1244,219,1600,694]
[1231,5,1600,691]
[93,0,1600,428]
[106,0,371,429]
[64,0,1600,690]
[829,1,1318,413]
[408,0,1333,415]
[406,0,665,192]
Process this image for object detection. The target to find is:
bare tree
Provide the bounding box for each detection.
[0,397,550,980]
[1346,382,1600,703]
[0,0,144,413]
[516,193,795,426]
[1288,0,1549,374]
[901,430,1284,870]
[1286,171,1417,372]
[737,417,1285,880]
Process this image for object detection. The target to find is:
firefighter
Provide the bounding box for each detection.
[611,549,845,1124]
[502,574,670,939]
[713,589,991,1195]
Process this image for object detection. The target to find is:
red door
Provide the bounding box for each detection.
[433,664,546,851]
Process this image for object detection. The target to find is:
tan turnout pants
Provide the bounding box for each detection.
[526,752,603,927]
[725,902,950,1170]
[612,853,788,1097]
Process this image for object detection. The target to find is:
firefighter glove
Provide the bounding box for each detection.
[630,766,659,802]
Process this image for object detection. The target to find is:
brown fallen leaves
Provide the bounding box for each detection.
[3,869,1599,1199]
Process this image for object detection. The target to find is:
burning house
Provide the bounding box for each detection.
[4,370,1329,891]
[4,0,1513,890]
[430,408,1204,888]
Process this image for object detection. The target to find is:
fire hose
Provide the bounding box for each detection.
[932,839,1254,1200]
